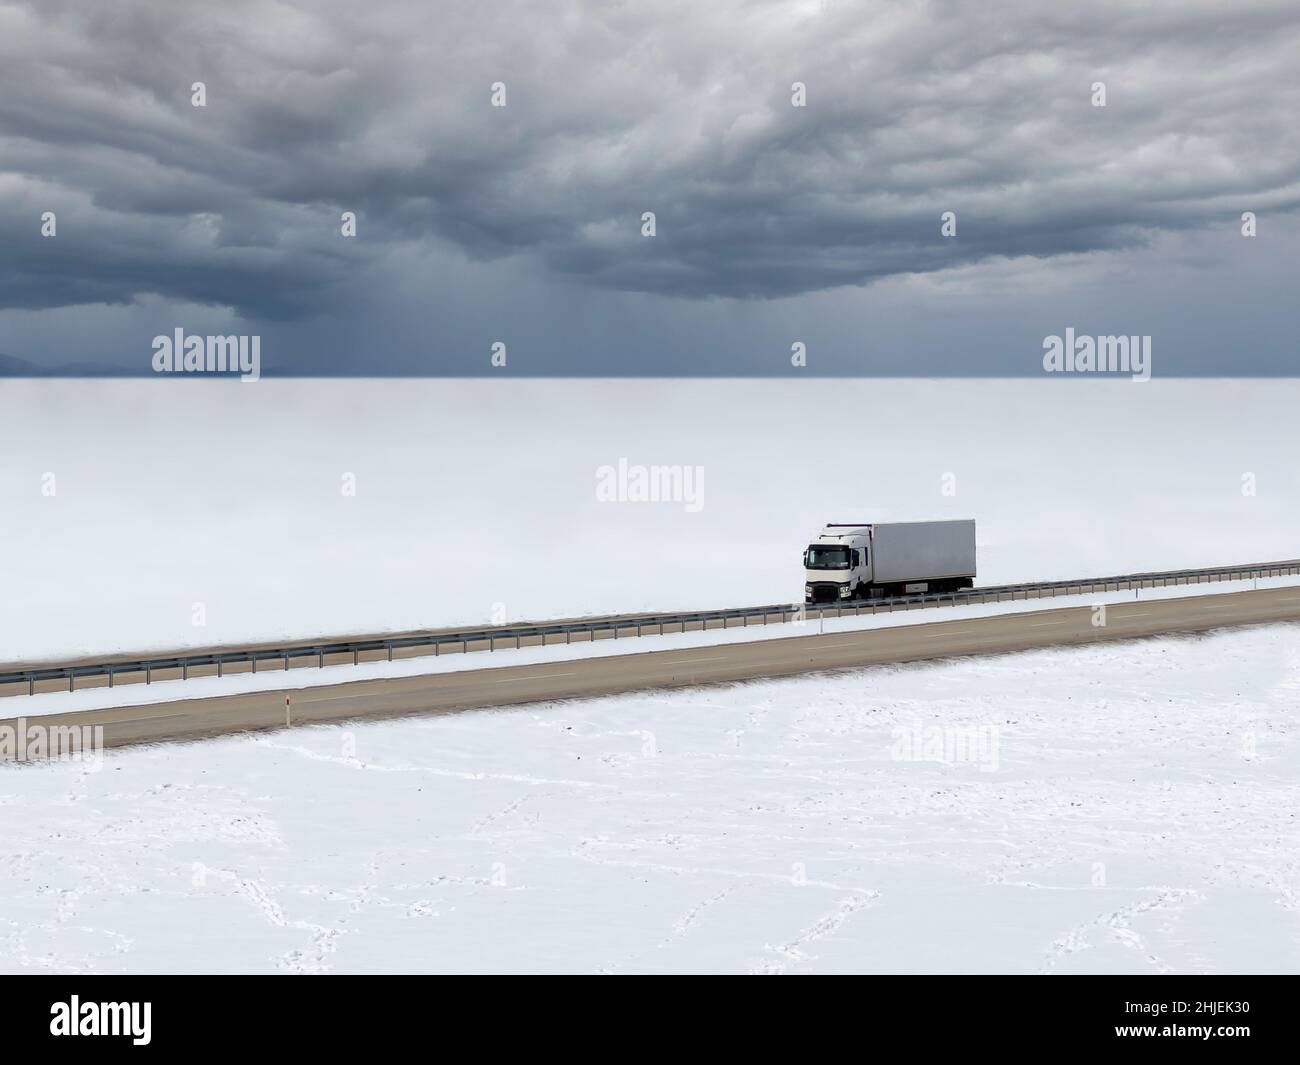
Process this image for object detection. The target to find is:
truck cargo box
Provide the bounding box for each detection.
[867,520,976,584]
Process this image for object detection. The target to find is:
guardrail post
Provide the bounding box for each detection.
[283,654,289,671]
[146,665,151,684]
[388,644,393,662]
[353,649,359,666]
[69,674,74,692]
[108,667,113,688]
[251,656,257,674]
[318,651,324,668]
[182,663,188,680]
[28,677,34,696]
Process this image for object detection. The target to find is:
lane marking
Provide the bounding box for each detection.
[488,671,580,684]
[98,712,197,727]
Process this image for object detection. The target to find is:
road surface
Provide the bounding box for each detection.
[5,585,1299,754]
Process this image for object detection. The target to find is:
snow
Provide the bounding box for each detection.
[11,572,1300,718]
[3,377,1298,974]
[3,378,1298,664]
[3,623,1298,974]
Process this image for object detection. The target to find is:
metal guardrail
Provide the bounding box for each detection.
[3,558,1299,696]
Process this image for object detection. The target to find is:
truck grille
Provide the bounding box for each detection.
[807,583,843,603]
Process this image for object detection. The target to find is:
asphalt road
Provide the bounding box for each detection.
[5,585,1300,754]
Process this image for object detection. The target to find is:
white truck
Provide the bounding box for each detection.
[803,520,976,603]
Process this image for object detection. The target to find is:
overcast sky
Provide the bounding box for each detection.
[1,0,1297,375]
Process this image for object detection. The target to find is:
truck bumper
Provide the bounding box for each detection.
[805,582,850,604]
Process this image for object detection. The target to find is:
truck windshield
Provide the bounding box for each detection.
[805,545,851,570]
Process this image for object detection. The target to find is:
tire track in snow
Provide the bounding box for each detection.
[754,889,880,973]
[1041,887,1200,973]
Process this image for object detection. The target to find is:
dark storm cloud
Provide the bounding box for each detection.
[1,0,1299,318]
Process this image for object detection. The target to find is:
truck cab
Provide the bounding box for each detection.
[804,525,872,603]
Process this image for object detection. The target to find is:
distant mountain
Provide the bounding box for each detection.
[0,352,38,374]
[0,352,136,376]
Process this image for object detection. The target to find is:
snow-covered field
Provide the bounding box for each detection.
[2,378,1298,663]
[3,377,1297,974]
[3,623,1298,974]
